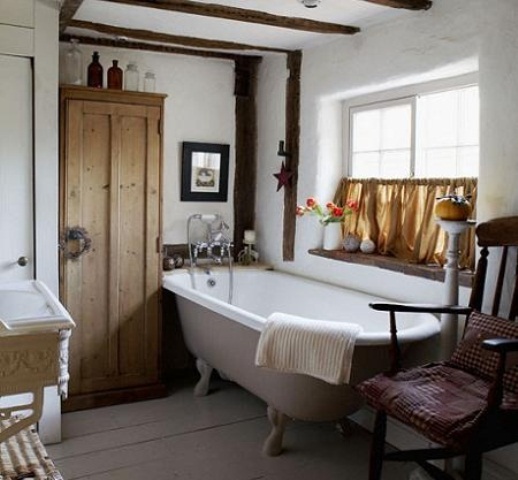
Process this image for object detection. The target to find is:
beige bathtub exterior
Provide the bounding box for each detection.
[166,289,439,455]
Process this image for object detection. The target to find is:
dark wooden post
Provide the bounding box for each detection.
[283,50,302,261]
[234,56,261,257]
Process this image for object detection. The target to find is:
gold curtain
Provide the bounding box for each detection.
[334,177,478,269]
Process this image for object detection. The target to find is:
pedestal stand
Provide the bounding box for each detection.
[436,219,476,359]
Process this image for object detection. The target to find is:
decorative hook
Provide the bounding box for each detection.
[277,140,290,157]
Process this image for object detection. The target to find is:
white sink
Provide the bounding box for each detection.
[0,280,75,333]
[0,279,75,444]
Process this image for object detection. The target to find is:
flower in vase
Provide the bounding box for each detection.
[296,197,358,226]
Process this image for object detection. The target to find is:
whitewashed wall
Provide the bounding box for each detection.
[257,0,518,475]
[58,45,236,245]
[257,0,483,304]
[35,0,60,295]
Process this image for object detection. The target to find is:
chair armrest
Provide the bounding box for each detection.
[369,302,472,315]
[483,338,518,354]
[369,302,471,376]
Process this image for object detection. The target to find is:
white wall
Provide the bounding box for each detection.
[257,0,482,305]
[257,0,518,475]
[478,0,518,220]
[35,0,60,294]
[58,45,237,244]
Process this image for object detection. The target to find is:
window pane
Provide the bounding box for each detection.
[380,150,411,178]
[457,146,479,177]
[416,85,479,178]
[352,110,380,152]
[381,105,412,150]
[352,152,380,178]
[351,102,412,178]
[418,90,458,148]
[415,147,457,177]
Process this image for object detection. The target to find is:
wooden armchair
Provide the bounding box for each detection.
[355,216,518,480]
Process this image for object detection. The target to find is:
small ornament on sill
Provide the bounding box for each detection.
[343,233,360,253]
[273,161,293,191]
[360,238,376,254]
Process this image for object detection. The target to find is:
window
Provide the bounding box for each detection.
[337,80,479,270]
[349,85,479,179]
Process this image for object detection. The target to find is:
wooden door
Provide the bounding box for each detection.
[0,54,34,281]
[60,89,165,410]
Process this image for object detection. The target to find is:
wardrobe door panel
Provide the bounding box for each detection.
[60,87,166,410]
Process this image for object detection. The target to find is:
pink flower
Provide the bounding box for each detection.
[296,205,306,216]
[346,199,359,211]
[306,197,317,208]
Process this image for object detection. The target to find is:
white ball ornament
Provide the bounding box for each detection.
[360,238,376,254]
[342,233,360,252]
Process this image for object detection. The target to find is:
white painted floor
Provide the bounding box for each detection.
[48,377,413,479]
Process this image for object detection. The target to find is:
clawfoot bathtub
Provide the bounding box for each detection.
[163,268,439,455]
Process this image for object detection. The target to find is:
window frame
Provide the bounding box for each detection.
[343,73,479,178]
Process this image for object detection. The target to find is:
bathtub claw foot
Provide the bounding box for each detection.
[262,406,289,456]
[194,358,213,397]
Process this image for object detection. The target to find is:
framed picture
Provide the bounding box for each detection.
[181,142,230,202]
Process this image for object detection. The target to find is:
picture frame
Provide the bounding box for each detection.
[181,142,230,202]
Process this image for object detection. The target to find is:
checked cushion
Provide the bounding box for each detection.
[356,311,518,450]
[356,363,491,449]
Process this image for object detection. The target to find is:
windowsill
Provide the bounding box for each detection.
[308,249,474,288]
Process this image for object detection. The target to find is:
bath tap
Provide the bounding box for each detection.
[206,239,233,265]
[191,242,209,267]
[187,213,234,304]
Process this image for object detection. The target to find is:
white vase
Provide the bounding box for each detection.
[323,223,343,250]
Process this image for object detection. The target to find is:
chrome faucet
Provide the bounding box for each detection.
[186,213,234,304]
[187,214,232,268]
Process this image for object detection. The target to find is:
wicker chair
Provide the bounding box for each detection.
[356,216,518,480]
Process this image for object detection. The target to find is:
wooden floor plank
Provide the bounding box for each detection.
[48,379,414,480]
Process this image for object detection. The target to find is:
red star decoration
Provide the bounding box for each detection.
[273,161,293,192]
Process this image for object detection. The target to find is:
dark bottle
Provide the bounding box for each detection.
[87,51,103,88]
[107,60,123,90]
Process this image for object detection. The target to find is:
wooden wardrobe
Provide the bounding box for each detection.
[59,86,167,411]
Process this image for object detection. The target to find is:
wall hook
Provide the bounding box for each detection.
[277,140,290,157]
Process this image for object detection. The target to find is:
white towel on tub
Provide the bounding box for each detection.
[254,312,363,385]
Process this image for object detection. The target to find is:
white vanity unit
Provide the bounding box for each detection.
[0,280,75,444]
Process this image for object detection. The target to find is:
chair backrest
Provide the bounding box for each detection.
[451,310,518,392]
[469,216,518,320]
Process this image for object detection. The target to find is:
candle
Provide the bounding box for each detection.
[244,230,256,243]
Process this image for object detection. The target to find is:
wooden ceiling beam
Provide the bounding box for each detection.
[60,0,85,33]
[60,33,261,61]
[362,0,432,10]
[101,0,360,35]
[68,20,290,54]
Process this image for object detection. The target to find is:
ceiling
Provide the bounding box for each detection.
[60,0,433,58]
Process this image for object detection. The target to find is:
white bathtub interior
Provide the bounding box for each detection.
[0,280,75,444]
[167,269,440,344]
